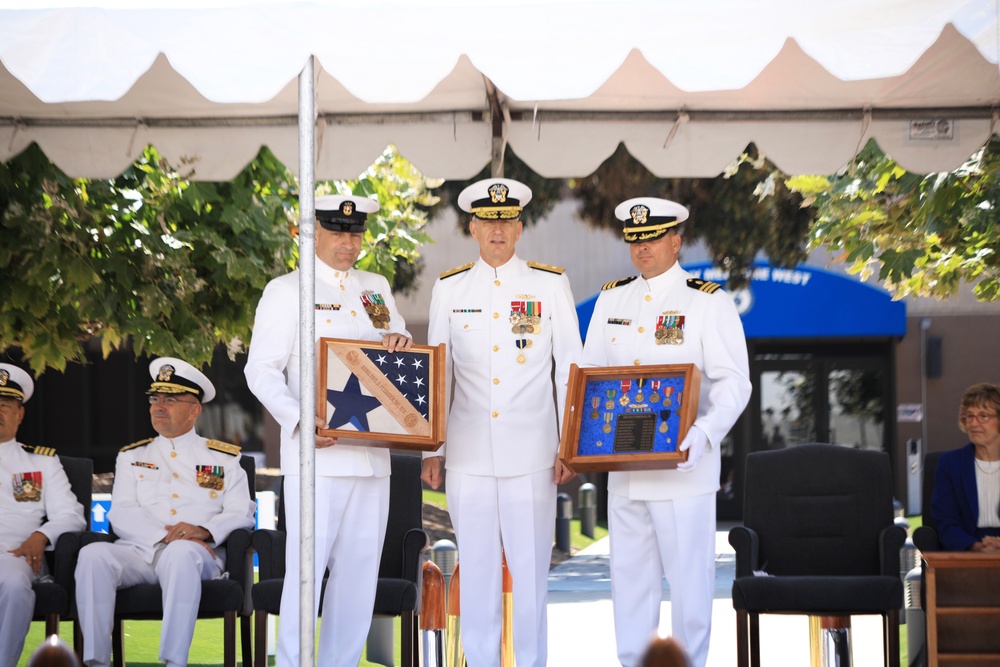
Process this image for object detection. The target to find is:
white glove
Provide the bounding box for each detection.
[677,425,708,473]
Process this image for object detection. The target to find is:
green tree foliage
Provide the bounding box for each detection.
[570,144,812,288]
[328,147,440,295]
[788,137,1000,302]
[0,144,438,374]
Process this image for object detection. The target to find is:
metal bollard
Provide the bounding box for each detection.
[578,482,596,539]
[432,539,458,590]
[555,492,572,552]
[904,566,925,666]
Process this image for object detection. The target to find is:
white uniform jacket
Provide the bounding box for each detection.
[244,258,410,477]
[107,431,256,562]
[0,439,86,552]
[582,263,751,501]
[428,255,582,477]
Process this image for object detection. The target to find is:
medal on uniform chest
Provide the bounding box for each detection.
[590,396,600,419]
[603,412,613,434]
[12,471,42,502]
[510,300,542,363]
[655,314,685,345]
[635,378,645,403]
[196,465,225,491]
[360,291,391,330]
[649,380,661,403]
[618,380,631,407]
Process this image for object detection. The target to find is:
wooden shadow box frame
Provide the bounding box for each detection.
[317,337,446,451]
[558,363,701,472]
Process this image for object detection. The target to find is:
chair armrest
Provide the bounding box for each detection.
[251,529,286,581]
[912,525,941,553]
[879,524,908,575]
[52,531,86,590]
[728,526,760,577]
[80,532,115,548]
[401,528,429,613]
[223,528,253,587]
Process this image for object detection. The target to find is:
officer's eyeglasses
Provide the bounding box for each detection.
[961,411,997,424]
[148,395,198,407]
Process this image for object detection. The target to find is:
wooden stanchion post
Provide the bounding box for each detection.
[421,560,446,667]
[445,562,466,667]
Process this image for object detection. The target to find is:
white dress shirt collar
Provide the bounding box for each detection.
[640,261,685,292]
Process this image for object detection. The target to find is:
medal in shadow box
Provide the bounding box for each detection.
[559,363,701,472]
[316,337,446,451]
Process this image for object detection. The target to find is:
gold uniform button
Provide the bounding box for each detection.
[326,319,331,324]
[493,378,500,385]
[464,324,470,329]
[494,279,501,286]
[172,493,179,498]
[634,359,641,366]
[209,490,219,499]
[492,411,499,418]
[138,474,144,479]
[351,310,357,317]
[644,294,652,302]
[611,337,617,343]
[638,326,645,333]
[170,451,177,458]
[492,345,500,352]
[339,284,346,291]
[173,472,179,478]
[170,509,177,516]
[492,312,499,319]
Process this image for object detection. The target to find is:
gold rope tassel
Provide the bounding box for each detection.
[501,552,514,667]
[421,560,446,667]
[445,562,466,667]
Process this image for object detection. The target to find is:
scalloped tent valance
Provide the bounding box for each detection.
[1,0,998,180]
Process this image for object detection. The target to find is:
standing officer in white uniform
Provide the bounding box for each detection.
[244,194,412,667]
[582,198,751,667]
[76,357,256,667]
[0,364,86,667]
[421,179,582,667]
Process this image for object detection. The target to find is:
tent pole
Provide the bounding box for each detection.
[297,55,318,667]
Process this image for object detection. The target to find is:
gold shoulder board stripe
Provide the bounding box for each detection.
[687,278,721,294]
[601,276,638,291]
[527,261,565,275]
[21,444,56,456]
[439,263,474,280]
[207,439,241,456]
[120,438,154,452]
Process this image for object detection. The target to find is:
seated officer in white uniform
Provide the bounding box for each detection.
[75,357,256,667]
[0,364,86,667]
[421,178,583,667]
[582,198,751,667]
[244,194,412,667]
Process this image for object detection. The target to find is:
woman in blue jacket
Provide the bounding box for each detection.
[931,382,1000,551]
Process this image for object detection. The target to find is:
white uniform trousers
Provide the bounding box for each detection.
[75,540,223,667]
[0,553,36,667]
[609,492,716,667]
[447,468,556,667]
[277,474,389,667]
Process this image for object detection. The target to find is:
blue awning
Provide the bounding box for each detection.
[576,261,907,340]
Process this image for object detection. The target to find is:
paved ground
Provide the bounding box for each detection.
[544,524,897,667]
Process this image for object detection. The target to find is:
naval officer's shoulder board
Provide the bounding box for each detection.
[207,439,241,456]
[687,278,722,294]
[120,438,154,453]
[439,263,474,280]
[527,261,565,275]
[21,444,56,456]
[601,276,638,291]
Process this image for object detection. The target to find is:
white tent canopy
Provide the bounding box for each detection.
[2,0,998,180]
